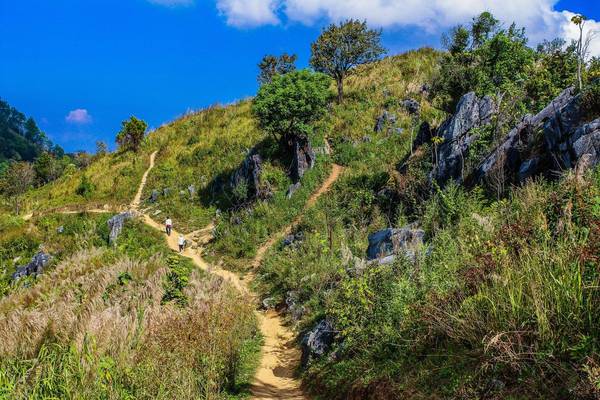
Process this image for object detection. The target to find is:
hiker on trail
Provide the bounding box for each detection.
[178,235,186,252]
[165,217,173,236]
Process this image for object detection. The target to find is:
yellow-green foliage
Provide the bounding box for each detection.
[0,216,258,399]
[23,150,151,212]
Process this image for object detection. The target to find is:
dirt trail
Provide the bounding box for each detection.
[252,163,344,268]
[114,153,343,399]
[248,163,343,399]
[131,151,158,208]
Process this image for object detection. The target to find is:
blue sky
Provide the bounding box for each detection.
[1,0,598,153]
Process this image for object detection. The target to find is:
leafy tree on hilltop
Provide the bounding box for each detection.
[252,69,331,144]
[310,20,385,103]
[116,116,147,153]
[258,53,297,85]
[0,161,35,214]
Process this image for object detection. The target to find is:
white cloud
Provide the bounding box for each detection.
[65,109,92,124]
[216,0,280,27]
[560,11,600,59]
[216,0,600,56]
[148,0,194,6]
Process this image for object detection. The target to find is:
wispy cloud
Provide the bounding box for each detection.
[214,0,600,56]
[65,109,92,124]
[216,0,280,27]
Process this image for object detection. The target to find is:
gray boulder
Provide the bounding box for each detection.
[301,319,335,366]
[367,223,425,262]
[433,92,496,184]
[374,111,396,133]
[12,251,51,281]
[402,98,420,115]
[149,189,159,203]
[286,182,301,199]
[107,211,135,245]
[230,153,269,201]
[187,184,196,199]
[291,134,316,183]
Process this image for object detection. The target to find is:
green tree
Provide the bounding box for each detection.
[310,19,385,103]
[252,70,331,144]
[257,53,297,85]
[433,14,535,112]
[33,152,60,184]
[116,116,147,152]
[0,161,35,215]
[471,11,500,49]
[95,140,108,156]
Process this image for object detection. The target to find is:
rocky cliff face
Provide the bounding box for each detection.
[433,92,496,185]
[471,87,600,187]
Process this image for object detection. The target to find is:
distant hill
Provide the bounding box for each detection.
[0,98,56,163]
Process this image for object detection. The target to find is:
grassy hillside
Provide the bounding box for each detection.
[0,213,259,399]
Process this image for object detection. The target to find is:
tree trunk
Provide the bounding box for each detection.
[337,78,344,103]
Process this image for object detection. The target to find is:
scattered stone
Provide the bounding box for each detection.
[291,134,316,183]
[12,251,51,281]
[301,319,335,366]
[56,226,64,234]
[402,98,420,115]
[367,223,425,262]
[152,210,162,216]
[261,297,277,310]
[374,111,397,133]
[394,127,404,135]
[107,211,135,245]
[162,188,171,197]
[287,182,301,199]
[188,184,196,198]
[282,231,304,248]
[150,190,159,203]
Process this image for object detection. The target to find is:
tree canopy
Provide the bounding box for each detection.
[116,116,147,153]
[310,19,385,103]
[252,69,331,143]
[257,53,297,85]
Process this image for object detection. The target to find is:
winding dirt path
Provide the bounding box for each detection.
[134,154,343,399]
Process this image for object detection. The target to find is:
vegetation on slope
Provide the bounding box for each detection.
[0,214,259,399]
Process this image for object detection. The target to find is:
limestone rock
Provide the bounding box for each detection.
[12,251,51,281]
[367,223,425,262]
[291,134,316,183]
[301,319,335,366]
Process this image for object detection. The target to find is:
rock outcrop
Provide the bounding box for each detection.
[433,92,496,185]
[402,98,420,115]
[107,211,135,245]
[367,223,425,262]
[471,87,600,185]
[374,110,397,133]
[230,153,270,201]
[301,319,335,366]
[12,251,51,280]
[291,134,316,183]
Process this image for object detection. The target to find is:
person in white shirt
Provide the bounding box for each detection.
[178,235,186,252]
[165,217,173,236]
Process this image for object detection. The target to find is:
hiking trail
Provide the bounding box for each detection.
[133,156,343,399]
[42,150,343,399]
